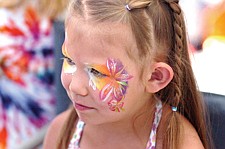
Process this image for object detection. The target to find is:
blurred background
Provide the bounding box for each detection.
[0,0,69,148]
[0,0,225,149]
[180,0,225,96]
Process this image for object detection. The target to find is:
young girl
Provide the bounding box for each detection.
[44,0,213,149]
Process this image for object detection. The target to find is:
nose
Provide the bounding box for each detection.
[69,71,88,97]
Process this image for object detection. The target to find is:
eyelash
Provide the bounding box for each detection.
[88,68,106,78]
[61,56,106,78]
[61,56,75,65]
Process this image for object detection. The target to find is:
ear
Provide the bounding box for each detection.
[146,62,174,93]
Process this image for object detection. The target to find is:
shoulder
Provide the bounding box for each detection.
[179,115,204,149]
[43,109,71,149]
[157,105,204,149]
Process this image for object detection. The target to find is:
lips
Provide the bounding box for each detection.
[74,102,94,111]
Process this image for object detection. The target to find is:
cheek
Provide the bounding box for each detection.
[61,71,71,90]
[90,89,112,111]
[90,89,101,101]
[88,83,109,106]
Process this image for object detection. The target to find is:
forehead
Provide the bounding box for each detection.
[65,17,138,63]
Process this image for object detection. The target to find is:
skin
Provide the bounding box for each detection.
[43,16,204,149]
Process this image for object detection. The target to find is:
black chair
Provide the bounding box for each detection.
[202,92,225,149]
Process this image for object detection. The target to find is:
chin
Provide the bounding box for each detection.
[75,110,98,125]
[78,116,102,125]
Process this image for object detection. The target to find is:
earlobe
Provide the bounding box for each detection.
[146,62,174,93]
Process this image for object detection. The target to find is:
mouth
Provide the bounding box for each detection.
[74,103,94,111]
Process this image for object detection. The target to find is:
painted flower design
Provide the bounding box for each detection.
[108,99,125,112]
[100,59,131,100]
[88,58,132,112]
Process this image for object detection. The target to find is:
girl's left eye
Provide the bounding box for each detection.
[88,68,106,78]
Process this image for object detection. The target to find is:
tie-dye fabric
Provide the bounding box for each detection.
[68,100,162,149]
[0,6,56,149]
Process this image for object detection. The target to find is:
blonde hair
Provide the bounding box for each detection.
[0,0,69,19]
[0,0,25,9]
[57,0,213,149]
[37,0,70,19]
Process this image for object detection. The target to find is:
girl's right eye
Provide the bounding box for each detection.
[62,56,75,66]
[61,56,77,74]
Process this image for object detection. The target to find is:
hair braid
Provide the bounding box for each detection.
[162,1,186,148]
[160,1,213,149]
[166,0,184,110]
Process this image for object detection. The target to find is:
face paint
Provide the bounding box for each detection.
[62,44,77,74]
[108,99,125,112]
[86,58,132,112]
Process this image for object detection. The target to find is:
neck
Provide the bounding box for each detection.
[83,99,157,148]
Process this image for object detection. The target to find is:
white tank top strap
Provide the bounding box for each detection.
[68,120,85,149]
[146,99,163,149]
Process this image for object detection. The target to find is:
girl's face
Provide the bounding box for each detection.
[61,17,152,124]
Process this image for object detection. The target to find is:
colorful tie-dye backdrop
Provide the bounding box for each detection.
[0,6,56,149]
